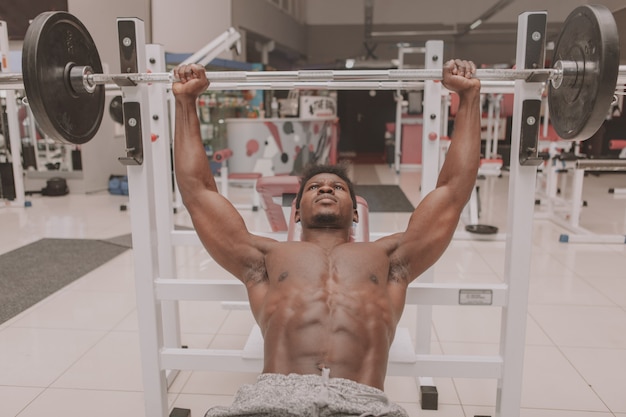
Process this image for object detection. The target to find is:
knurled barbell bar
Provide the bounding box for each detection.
[3,4,622,145]
[3,67,624,92]
[4,65,624,89]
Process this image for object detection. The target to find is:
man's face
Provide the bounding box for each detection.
[295,173,358,228]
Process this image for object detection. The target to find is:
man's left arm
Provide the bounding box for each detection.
[388,59,482,280]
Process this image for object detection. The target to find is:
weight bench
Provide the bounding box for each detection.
[161,174,507,411]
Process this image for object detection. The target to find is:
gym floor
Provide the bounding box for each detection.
[1,163,625,417]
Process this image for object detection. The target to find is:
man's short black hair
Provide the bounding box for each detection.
[295,164,357,209]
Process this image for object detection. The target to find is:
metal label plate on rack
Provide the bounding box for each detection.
[459,289,493,306]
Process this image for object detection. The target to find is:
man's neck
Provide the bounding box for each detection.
[300,227,351,250]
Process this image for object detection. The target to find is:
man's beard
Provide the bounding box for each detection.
[311,212,341,227]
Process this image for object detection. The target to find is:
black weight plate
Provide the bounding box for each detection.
[22,12,104,145]
[548,5,619,141]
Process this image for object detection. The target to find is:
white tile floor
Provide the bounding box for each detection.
[1,164,626,417]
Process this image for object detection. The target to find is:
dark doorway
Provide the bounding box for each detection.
[337,90,396,162]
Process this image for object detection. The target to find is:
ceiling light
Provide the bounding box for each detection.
[469,19,483,30]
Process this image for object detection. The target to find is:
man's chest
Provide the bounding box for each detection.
[264,242,392,285]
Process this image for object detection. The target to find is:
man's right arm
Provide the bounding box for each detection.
[172,64,273,282]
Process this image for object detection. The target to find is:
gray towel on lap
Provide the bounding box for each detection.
[205,371,408,417]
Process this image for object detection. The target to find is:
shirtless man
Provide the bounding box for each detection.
[173,59,481,417]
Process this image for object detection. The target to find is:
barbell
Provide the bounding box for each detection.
[2,4,623,145]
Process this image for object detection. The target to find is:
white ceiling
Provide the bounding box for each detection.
[305,0,626,27]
